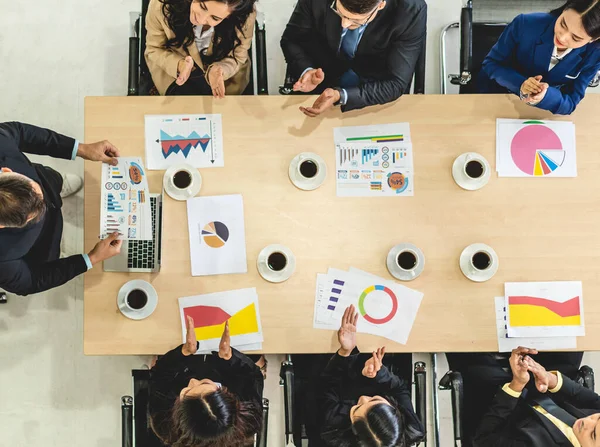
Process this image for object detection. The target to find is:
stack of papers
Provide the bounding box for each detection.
[179,288,263,354]
[314,267,423,344]
[334,123,414,197]
[496,119,577,177]
[494,281,583,352]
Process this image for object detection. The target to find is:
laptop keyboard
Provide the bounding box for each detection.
[127,197,157,269]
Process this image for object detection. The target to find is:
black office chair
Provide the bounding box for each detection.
[278,36,427,95]
[279,354,428,446]
[121,369,270,447]
[438,354,595,447]
[126,1,269,96]
[447,0,600,94]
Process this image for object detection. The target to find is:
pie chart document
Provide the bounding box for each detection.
[496,119,577,178]
[187,194,247,276]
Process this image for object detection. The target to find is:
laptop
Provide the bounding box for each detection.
[103,192,164,273]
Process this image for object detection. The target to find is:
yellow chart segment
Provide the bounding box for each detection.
[194,303,259,340]
[509,304,581,327]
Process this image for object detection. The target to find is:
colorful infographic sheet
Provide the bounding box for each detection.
[144,114,224,170]
[100,157,152,240]
[496,119,577,177]
[179,288,263,353]
[334,123,414,197]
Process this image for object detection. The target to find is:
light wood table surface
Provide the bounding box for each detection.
[84,94,600,355]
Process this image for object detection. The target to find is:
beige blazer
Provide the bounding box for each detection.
[144,0,255,95]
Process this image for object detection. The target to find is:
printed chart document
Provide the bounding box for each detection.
[333,123,414,197]
[187,194,247,276]
[100,157,152,240]
[496,119,577,177]
[145,114,224,170]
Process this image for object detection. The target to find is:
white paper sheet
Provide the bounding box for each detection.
[100,157,152,240]
[505,281,584,338]
[496,119,577,177]
[494,297,577,352]
[179,288,263,353]
[144,114,224,170]
[186,194,247,276]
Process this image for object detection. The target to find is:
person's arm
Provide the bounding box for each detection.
[549,372,600,409]
[144,0,184,81]
[480,14,528,95]
[535,59,600,115]
[207,11,256,82]
[280,0,319,80]
[342,3,427,112]
[0,122,76,160]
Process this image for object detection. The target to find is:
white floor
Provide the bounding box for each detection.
[1,0,600,446]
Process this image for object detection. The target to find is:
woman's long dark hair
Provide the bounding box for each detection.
[160,0,256,64]
[153,387,262,447]
[322,396,426,447]
[551,0,600,39]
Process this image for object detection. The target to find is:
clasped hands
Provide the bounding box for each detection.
[294,68,340,118]
[508,346,559,393]
[338,304,386,379]
[520,75,549,104]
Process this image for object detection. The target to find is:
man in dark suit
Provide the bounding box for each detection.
[473,346,600,447]
[280,0,427,117]
[0,122,123,296]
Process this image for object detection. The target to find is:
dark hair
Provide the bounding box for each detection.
[339,0,381,15]
[0,174,46,228]
[165,387,262,447]
[322,397,425,447]
[551,0,600,39]
[160,0,256,64]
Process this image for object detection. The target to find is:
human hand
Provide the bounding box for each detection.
[521,75,544,96]
[182,316,198,356]
[523,355,558,393]
[508,346,538,392]
[77,140,120,166]
[176,56,194,86]
[338,305,358,356]
[218,321,232,360]
[208,65,225,99]
[293,68,325,93]
[299,88,340,117]
[87,232,122,265]
[362,347,386,378]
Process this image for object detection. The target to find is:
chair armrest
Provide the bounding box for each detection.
[439,371,464,442]
[279,357,295,444]
[414,361,427,436]
[256,398,269,447]
[121,396,133,447]
[577,365,595,391]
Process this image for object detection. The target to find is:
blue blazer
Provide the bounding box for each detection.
[479,13,600,115]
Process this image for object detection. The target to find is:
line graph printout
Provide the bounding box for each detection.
[145,114,224,170]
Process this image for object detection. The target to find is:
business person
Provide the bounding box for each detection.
[447,350,584,447]
[280,0,427,116]
[320,305,425,446]
[479,0,600,115]
[145,0,256,98]
[149,317,264,447]
[473,346,600,447]
[0,122,123,296]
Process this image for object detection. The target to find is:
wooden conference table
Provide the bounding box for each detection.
[84,94,600,355]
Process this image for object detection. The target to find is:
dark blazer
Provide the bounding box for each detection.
[280,0,427,112]
[320,348,425,443]
[0,122,87,296]
[149,345,264,443]
[479,13,600,115]
[474,374,600,447]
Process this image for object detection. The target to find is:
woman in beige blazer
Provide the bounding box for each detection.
[145,0,256,97]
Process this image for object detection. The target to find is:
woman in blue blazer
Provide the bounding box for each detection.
[479,0,600,115]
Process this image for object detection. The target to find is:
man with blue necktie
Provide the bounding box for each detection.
[281,0,427,116]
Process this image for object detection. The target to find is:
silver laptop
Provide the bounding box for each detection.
[103,192,164,273]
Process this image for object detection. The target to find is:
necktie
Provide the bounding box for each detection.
[532,395,578,427]
[340,27,361,60]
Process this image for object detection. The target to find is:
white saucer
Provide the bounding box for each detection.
[163,164,202,201]
[386,243,425,281]
[452,153,491,191]
[459,243,499,282]
[257,244,296,283]
[117,280,158,320]
[289,152,327,191]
